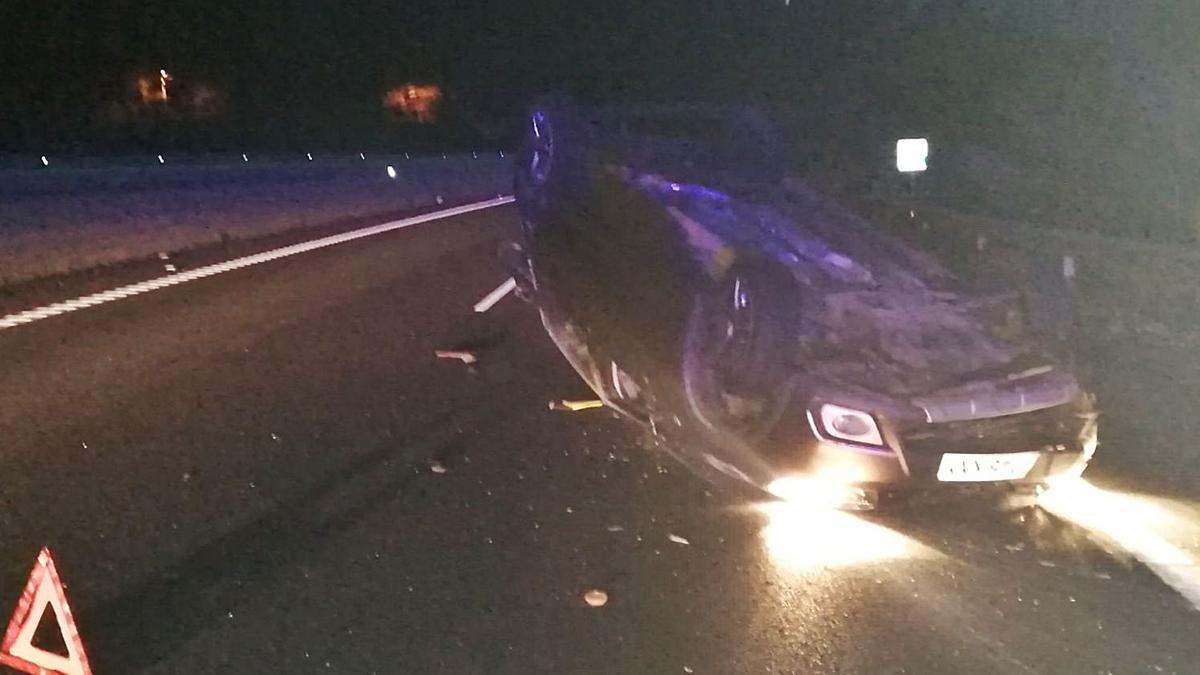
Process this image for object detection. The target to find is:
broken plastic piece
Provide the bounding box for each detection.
[435,350,478,365]
[474,278,518,313]
[582,589,608,607]
[668,534,690,545]
[548,399,604,412]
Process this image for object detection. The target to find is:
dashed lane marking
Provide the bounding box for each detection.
[0,196,515,331]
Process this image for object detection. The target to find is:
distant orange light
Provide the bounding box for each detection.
[135,69,172,104]
[383,83,442,123]
[137,77,162,103]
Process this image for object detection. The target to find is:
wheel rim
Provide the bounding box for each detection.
[680,271,791,487]
[709,275,760,396]
[528,111,554,185]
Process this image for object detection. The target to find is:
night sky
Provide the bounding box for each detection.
[3,0,1196,229]
[4,1,821,152]
[4,1,1021,153]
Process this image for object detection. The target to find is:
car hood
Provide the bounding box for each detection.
[644,173,1064,401]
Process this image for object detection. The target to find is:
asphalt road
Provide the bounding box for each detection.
[1,204,1197,674]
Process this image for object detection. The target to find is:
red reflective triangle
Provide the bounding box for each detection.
[0,547,92,675]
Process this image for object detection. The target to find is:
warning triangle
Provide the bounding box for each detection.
[0,547,92,675]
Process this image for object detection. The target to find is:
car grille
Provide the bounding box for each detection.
[899,404,1085,478]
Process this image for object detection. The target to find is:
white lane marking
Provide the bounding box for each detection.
[1040,480,1200,611]
[0,196,516,331]
[473,277,517,313]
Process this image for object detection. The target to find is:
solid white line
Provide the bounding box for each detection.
[473,277,518,313]
[1040,480,1200,611]
[0,196,516,331]
[1097,526,1200,611]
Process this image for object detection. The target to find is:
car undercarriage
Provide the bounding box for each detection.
[512,101,1098,507]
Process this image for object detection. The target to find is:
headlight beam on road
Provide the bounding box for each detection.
[1040,479,1200,611]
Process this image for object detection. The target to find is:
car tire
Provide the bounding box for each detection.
[672,261,801,490]
[514,98,594,224]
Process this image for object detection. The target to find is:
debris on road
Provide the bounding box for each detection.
[474,277,518,313]
[548,399,604,412]
[429,460,448,474]
[668,534,690,546]
[435,350,478,365]
[583,589,609,607]
[606,525,625,532]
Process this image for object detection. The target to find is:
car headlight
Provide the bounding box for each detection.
[813,403,885,447]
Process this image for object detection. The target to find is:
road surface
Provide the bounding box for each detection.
[0,204,1197,674]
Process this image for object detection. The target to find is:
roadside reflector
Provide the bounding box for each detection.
[1063,255,1076,279]
[896,138,928,172]
[0,548,92,675]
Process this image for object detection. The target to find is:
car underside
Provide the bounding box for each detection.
[510,101,1098,509]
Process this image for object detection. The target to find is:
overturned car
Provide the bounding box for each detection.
[507,101,1098,509]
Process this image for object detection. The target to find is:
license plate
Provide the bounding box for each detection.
[936,452,1041,482]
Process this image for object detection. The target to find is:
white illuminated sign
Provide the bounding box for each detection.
[896,138,928,172]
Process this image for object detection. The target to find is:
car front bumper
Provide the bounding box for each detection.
[768,397,1098,504]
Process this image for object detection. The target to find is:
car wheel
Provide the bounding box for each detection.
[514,98,593,222]
[684,264,796,438]
[675,262,799,489]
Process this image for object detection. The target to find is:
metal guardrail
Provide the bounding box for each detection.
[0,150,510,172]
[0,152,514,285]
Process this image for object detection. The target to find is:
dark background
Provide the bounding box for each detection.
[3,1,1198,237]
